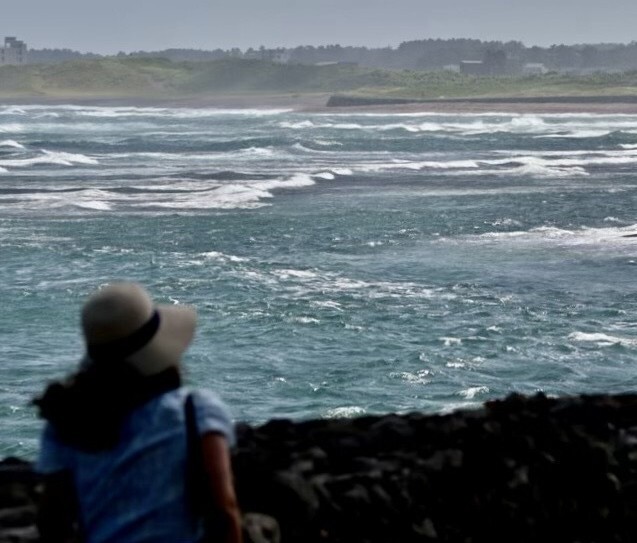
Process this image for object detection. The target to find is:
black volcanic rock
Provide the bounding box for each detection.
[3,393,637,542]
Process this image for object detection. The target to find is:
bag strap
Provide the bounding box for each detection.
[185,393,224,541]
[185,393,199,454]
[185,393,204,514]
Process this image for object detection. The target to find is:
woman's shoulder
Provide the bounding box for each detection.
[187,387,227,407]
[185,388,236,445]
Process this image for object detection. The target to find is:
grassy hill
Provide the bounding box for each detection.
[1,57,637,101]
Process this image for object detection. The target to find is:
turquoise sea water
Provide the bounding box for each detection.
[1,105,636,458]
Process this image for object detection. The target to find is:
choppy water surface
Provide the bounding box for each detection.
[1,104,637,457]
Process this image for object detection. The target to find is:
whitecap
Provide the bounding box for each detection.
[314,172,335,180]
[568,332,637,348]
[257,173,316,191]
[275,269,319,280]
[291,316,320,324]
[314,139,342,146]
[0,107,26,116]
[279,120,316,129]
[73,201,112,211]
[198,251,249,263]
[509,163,589,178]
[310,300,343,310]
[0,124,24,133]
[324,406,366,418]
[459,386,490,399]
[489,218,522,227]
[535,130,612,139]
[236,146,276,157]
[0,140,24,149]
[42,150,99,165]
[390,370,431,385]
[0,150,98,168]
[440,337,462,346]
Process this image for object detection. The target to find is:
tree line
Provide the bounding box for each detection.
[27,39,637,73]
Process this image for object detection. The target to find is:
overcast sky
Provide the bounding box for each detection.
[4,0,637,54]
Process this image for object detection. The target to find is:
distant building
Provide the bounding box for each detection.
[272,51,291,64]
[314,61,358,68]
[523,63,548,76]
[0,37,27,65]
[460,60,485,76]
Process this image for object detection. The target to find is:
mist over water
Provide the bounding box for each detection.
[1,104,637,457]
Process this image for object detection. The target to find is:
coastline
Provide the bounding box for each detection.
[3,392,637,542]
[3,92,637,114]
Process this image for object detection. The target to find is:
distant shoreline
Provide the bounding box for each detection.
[2,93,637,114]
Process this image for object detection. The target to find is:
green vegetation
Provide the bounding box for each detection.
[2,57,637,100]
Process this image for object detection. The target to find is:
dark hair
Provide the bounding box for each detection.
[34,362,181,452]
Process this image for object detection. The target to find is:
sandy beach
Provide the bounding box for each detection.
[3,92,637,114]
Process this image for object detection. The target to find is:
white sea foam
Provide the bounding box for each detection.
[391,370,432,385]
[257,173,316,191]
[470,223,637,249]
[310,300,343,311]
[509,163,589,178]
[0,140,24,149]
[0,124,24,133]
[236,146,276,157]
[73,201,112,211]
[0,150,98,168]
[355,159,479,174]
[198,251,249,263]
[324,406,366,418]
[568,332,637,348]
[481,153,637,175]
[0,107,26,116]
[43,150,99,165]
[291,316,321,324]
[71,106,292,119]
[314,172,335,180]
[283,113,637,140]
[59,172,318,211]
[535,130,612,139]
[459,386,490,399]
[279,120,316,129]
[440,337,462,346]
[489,218,523,227]
[314,139,342,146]
[275,269,320,280]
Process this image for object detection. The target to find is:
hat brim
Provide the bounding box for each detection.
[125,304,197,376]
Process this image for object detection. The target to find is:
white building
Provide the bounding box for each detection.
[0,37,27,66]
[522,63,548,76]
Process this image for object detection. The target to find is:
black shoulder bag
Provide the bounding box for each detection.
[185,394,225,542]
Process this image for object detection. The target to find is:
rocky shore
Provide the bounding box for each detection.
[3,393,637,542]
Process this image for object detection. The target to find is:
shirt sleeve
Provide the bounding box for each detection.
[35,423,74,474]
[191,389,236,448]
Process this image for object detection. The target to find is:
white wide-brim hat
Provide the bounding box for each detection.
[81,282,197,376]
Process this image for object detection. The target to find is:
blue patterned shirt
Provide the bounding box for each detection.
[36,388,235,543]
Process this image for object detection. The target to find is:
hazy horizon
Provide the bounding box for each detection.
[3,0,637,54]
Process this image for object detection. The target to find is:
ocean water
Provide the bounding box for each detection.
[1,104,637,458]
